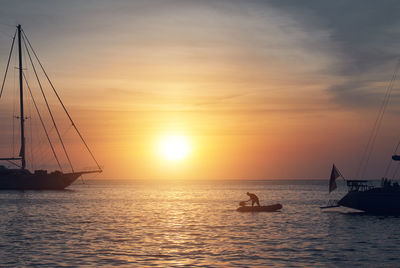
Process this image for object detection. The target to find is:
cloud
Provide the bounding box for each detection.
[1,0,399,112]
[268,0,400,108]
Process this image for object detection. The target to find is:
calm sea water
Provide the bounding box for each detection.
[0,179,399,267]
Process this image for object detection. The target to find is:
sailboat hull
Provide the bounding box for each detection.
[338,188,400,214]
[0,169,81,190]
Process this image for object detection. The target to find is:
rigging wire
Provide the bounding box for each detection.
[391,163,400,180]
[21,39,67,172]
[385,136,400,179]
[22,29,102,172]
[31,134,54,169]
[21,34,74,172]
[356,60,400,179]
[386,133,400,180]
[0,29,16,98]
[23,72,63,171]
[26,79,34,170]
[381,62,400,179]
[6,160,20,168]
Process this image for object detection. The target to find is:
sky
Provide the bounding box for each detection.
[0,0,400,180]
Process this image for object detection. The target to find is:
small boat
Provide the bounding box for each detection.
[0,25,102,190]
[237,203,282,212]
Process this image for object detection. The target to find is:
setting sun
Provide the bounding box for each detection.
[159,135,191,161]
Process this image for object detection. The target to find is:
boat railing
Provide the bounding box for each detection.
[346,180,373,192]
[320,199,340,209]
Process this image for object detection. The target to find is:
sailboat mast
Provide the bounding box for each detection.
[17,24,26,169]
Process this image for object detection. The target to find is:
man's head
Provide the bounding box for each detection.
[246,192,250,196]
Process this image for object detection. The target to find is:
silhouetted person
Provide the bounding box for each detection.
[247,192,260,206]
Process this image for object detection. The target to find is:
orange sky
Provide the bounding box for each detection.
[0,1,400,179]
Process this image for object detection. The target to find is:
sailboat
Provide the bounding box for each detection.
[322,165,400,214]
[323,61,400,214]
[0,25,102,190]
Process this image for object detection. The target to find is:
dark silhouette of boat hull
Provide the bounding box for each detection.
[237,203,282,212]
[338,188,400,214]
[0,167,93,190]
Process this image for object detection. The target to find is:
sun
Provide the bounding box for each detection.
[158,135,191,161]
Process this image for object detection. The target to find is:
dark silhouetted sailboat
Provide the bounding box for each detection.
[0,25,102,190]
[322,165,400,214]
[323,61,400,214]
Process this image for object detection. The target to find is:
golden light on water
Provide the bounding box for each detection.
[158,134,191,161]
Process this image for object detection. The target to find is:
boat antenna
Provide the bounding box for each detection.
[17,24,26,169]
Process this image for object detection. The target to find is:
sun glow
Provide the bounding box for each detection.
[159,135,191,161]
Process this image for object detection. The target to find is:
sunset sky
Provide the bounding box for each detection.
[1,0,400,180]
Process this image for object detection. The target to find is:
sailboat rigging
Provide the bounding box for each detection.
[323,60,400,214]
[0,24,101,189]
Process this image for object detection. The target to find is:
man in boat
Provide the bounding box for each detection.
[246,192,260,206]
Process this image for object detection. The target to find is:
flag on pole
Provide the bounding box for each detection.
[329,164,342,193]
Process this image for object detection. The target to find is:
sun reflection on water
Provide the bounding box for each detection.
[0,180,399,266]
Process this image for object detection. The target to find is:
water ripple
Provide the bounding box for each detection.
[0,180,398,266]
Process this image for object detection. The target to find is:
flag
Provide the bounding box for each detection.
[329,164,341,193]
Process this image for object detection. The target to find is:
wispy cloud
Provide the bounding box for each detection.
[269,0,400,108]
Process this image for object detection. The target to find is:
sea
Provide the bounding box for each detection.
[0,179,399,267]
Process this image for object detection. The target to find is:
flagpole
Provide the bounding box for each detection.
[337,168,346,181]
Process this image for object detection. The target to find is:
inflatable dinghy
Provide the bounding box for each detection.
[237,203,282,212]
